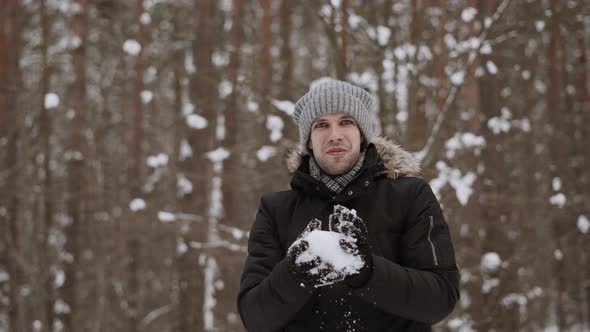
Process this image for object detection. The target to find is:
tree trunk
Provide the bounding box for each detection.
[126,1,146,331]
[259,0,272,118]
[63,0,89,330]
[180,0,218,330]
[335,0,348,80]
[1,1,24,331]
[405,0,426,150]
[39,0,55,330]
[279,0,293,100]
[546,1,567,329]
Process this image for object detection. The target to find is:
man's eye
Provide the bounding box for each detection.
[314,123,327,128]
[341,119,355,125]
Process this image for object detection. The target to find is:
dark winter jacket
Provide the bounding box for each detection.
[238,137,460,332]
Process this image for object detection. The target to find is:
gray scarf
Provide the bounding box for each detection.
[309,151,366,195]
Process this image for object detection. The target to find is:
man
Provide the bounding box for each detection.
[237,79,460,331]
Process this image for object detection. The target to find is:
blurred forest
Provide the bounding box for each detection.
[1,0,589,331]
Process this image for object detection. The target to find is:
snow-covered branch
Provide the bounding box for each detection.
[416,0,513,165]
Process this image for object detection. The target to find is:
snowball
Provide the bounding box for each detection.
[295,230,363,280]
[186,114,207,129]
[129,198,146,211]
[578,215,589,234]
[44,93,60,109]
[123,39,141,56]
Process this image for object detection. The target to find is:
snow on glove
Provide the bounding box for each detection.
[287,219,343,288]
[329,205,374,288]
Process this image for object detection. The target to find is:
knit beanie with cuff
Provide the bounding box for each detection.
[292,79,376,150]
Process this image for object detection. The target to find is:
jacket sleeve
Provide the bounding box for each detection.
[237,196,314,332]
[353,179,460,325]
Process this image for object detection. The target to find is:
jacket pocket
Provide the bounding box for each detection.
[427,215,439,266]
[401,213,456,269]
[428,213,456,268]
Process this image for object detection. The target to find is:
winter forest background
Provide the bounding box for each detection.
[1,0,589,331]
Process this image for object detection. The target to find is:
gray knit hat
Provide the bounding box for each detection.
[292,79,376,148]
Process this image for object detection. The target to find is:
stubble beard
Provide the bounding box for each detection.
[317,150,360,175]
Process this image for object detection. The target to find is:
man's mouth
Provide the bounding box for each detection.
[326,148,347,156]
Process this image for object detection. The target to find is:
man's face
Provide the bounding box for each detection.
[308,113,362,175]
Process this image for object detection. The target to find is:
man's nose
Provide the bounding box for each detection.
[328,126,344,141]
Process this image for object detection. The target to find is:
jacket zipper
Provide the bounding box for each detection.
[427,216,439,266]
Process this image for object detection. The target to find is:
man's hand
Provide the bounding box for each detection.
[287,219,343,287]
[329,205,374,288]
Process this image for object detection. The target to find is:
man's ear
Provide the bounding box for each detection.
[307,138,312,150]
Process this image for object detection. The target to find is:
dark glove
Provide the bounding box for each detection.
[287,219,338,287]
[329,205,374,288]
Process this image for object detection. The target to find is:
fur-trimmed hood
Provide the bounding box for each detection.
[286,136,422,179]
